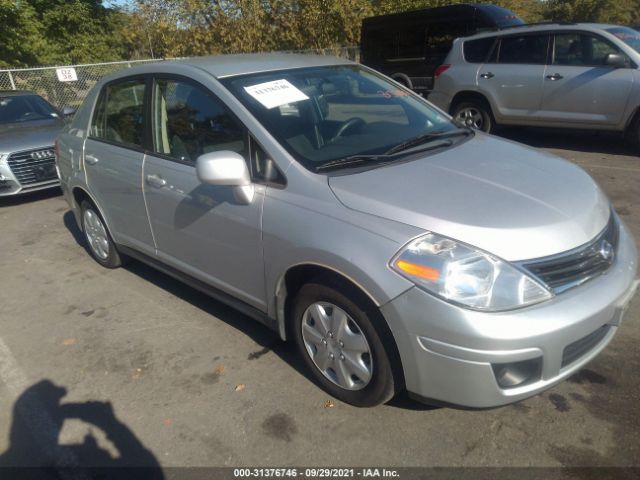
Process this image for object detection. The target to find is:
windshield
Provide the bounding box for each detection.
[221,65,458,172]
[0,94,60,125]
[607,27,640,52]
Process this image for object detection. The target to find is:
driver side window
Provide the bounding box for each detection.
[553,33,621,66]
[152,78,246,164]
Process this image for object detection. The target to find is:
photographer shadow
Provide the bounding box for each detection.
[0,380,164,479]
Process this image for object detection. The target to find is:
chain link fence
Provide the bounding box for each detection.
[0,59,161,109]
[0,47,360,110]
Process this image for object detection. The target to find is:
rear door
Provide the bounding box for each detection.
[142,76,267,310]
[539,32,634,126]
[84,76,155,254]
[477,33,549,122]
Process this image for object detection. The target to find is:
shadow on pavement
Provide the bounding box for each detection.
[0,187,62,207]
[0,380,164,479]
[496,127,636,156]
[61,211,435,411]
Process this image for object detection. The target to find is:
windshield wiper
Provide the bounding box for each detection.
[384,128,471,156]
[316,137,456,172]
[316,154,392,172]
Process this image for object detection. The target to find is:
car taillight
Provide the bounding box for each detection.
[434,64,451,78]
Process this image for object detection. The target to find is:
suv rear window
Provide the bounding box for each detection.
[464,37,496,63]
[497,34,549,64]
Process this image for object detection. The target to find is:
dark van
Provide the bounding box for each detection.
[360,3,523,93]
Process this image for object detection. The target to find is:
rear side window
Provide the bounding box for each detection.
[152,78,246,164]
[464,37,496,63]
[497,35,549,64]
[91,79,146,148]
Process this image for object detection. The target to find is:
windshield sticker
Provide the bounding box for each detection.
[377,89,410,99]
[244,79,309,109]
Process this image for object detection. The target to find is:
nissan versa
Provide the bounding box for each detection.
[56,55,639,408]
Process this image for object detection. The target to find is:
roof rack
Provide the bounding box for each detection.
[502,21,577,30]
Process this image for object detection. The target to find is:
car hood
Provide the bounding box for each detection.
[328,134,610,262]
[0,120,63,154]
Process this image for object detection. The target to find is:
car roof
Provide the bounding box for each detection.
[121,53,353,80]
[463,22,625,40]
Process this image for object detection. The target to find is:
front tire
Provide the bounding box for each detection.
[452,100,493,133]
[291,280,398,407]
[80,200,123,268]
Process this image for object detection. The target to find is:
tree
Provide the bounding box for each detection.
[543,0,639,24]
[0,0,129,67]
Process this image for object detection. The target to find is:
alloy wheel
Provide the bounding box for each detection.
[456,106,484,129]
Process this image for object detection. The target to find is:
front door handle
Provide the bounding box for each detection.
[546,73,564,81]
[85,154,99,165]
[146,174,167,188]
[480,72,494,79]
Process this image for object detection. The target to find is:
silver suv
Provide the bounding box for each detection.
[57,55,638,408]
[429,24,640,141]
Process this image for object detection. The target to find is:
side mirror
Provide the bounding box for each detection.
[605,53,628,68]
[62,106,76,117]
[195,151,254,204]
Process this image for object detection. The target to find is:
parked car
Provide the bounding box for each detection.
[57,55,638,408]
[360,3,523,94]
[0,91,74,196]
[429,23,640,142]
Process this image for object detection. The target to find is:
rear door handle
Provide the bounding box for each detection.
[546,73,564,81]
[146,174,167,188]
[479,72,494,79]
[85,154,99,165]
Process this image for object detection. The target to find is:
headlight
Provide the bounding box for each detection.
[391,233,553,311]
[0,154,7,164]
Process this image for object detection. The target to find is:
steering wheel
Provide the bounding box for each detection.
[329,118,365,143]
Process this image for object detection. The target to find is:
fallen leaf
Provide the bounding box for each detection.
[163,418,173,426]
[214,365,225,375]
[234,384,245,392]
[62,338,76,346]
[323,400,335,408]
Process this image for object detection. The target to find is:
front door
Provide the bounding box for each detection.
[539,32,634,126]
[142,77,266,310]
[84,77,155,253]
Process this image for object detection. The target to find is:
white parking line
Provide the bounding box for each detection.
[0,337,88,479]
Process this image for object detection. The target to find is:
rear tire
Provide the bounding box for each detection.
[291,279,399,407]
[452,100,493,133]
[80,200,123,269]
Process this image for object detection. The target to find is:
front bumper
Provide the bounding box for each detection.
[381,221,638,408]
[0,157,60,197]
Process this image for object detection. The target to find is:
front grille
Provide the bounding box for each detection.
[562,325,611,368]
[7,147,57,186]
[521,215,618,294]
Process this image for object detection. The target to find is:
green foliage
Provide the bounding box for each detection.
[3,0,640,67]
[0,0,129,67]
[544,0,640,24]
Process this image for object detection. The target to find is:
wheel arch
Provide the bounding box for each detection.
[276,263,406,391]
[449,90,494,116]
[71,186,113,235]
[624,104,640,132]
